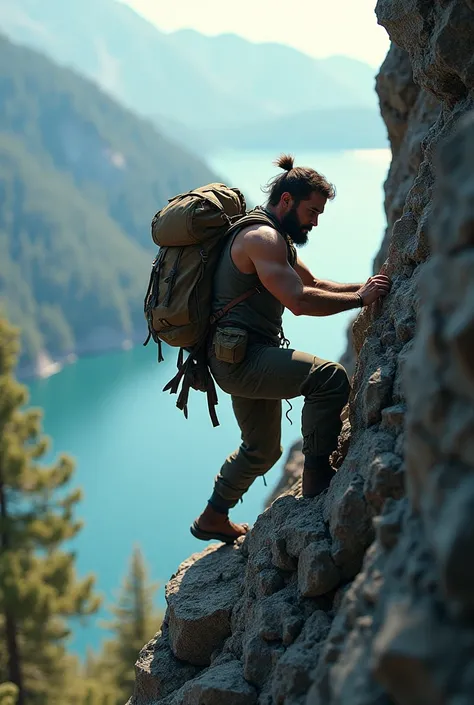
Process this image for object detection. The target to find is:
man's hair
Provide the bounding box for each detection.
[263,153,336,206]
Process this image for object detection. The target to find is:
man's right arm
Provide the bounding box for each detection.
[244,228,391,316]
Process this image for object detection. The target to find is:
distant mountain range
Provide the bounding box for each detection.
[0,0,387,151]
[161,107,388,154]
[0,33,219,372]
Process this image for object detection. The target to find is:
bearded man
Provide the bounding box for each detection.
[191,154,392,543]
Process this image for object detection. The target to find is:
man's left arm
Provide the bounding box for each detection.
[295,257,362,293]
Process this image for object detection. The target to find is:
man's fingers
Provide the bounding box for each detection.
[368,282,391,292]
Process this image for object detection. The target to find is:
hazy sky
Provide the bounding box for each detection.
[119,0,391,67]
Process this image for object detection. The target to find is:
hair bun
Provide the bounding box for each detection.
[274,153,294,172]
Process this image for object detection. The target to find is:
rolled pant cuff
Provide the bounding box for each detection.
[208,491,235,514]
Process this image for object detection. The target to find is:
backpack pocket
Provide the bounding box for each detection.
[214,327,248,364]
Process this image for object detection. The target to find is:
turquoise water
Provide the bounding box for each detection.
[27,148,391,655]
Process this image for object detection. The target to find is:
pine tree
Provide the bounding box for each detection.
[0,683,18,705]
[0,317,101,704]
[60,652,120,705]
[98,546,162,704]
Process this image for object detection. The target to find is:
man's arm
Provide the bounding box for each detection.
[315,279,363,293]
[246,229,391,316]
[295,257,362,292]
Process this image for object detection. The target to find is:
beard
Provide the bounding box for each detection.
[281,205,312,246]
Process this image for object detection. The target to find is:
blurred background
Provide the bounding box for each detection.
[0,1,390,702]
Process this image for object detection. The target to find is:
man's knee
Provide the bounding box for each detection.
[244,442,283,475]
[300,360,350,402]
[265,442,283,468]
[332,362,351,397]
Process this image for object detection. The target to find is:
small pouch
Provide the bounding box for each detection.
[214,327,248,364]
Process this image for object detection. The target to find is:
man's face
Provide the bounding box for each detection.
[281,191,327,246]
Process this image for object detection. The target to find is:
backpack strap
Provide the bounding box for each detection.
[210,286,261,325]
[225,210,296,265]
[225,211,279,237]
[143,251,165,361]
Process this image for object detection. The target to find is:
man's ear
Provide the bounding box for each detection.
[281,191,293,211]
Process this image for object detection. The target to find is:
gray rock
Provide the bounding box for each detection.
[372,600,451,705]
[434,476,474,609]
[242,635,274,687]
[180,661,257,705]
[271,537,297,572]
[298,542,341,598]
[132,630,201,703]
[364,451,404,513]
[252,586,304,647]
[166,544,245,666]
[271,612,331,704]
[329,474,374,578]
[255,568,285,598]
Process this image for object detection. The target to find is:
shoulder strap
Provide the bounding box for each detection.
[226,211,280,237]
[227,209,294,250]
[228,209,296,264]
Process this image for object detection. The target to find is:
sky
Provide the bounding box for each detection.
[119,0,391,68]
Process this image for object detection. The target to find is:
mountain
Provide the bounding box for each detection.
[0,0,384,146]
[188,107,388,152]
[0,34,219,372]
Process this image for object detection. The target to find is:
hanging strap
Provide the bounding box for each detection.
[162,343,220,427]
[157,339,164,363]
[143,251,165,349]
[206,375,219,428]
[210,286,261,325]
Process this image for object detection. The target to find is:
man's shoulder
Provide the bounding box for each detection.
[238,222,287,263]
[239,222,283,246]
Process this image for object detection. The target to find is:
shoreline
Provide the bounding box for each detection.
[17,333,145,383]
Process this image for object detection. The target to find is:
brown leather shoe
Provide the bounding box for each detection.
[190,503,250,543]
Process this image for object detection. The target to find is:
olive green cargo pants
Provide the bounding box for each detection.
[208,343,350,511]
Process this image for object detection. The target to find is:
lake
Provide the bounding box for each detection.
[27,147,391,655]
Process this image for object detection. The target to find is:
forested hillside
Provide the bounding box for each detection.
[0,34,219,372]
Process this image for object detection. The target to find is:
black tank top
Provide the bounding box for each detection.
[211,207,297,346]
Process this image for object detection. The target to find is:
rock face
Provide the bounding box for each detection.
[340,42,440,378]
[129,3,474,703]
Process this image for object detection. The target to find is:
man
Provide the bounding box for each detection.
[190,154,392,543]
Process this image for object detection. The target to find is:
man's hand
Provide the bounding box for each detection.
[357,274,392,306]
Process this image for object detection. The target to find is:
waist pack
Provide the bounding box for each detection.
[143,185,286,426]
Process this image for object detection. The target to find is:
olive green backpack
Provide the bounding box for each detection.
[144,183,276,426]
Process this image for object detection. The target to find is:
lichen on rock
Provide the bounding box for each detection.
[129,2,474,702]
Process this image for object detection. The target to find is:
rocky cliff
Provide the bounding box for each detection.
[129,2,474,703]
[340,39,440,380]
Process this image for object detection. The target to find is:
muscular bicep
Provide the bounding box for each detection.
[245,230,304,314]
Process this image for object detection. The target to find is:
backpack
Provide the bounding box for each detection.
[143,183,284,426]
